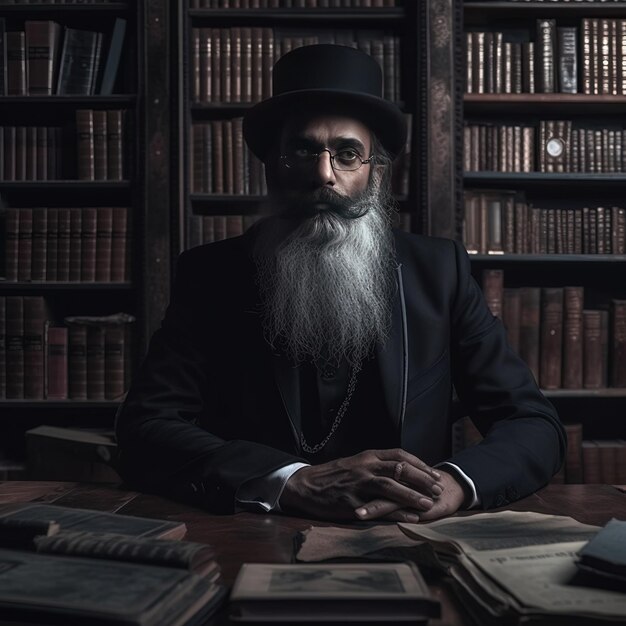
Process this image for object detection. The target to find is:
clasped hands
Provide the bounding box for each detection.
[279,448,466,523]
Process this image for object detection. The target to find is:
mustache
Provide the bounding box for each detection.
[279,187,370,221]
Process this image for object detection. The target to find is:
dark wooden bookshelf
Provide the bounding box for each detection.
[543,389,626,399]
[0,3,132,15]
[469,254,626,263]
[464,172,626,189]
[188,9,405,22]
[0,283,132,291]
[464,1,626,20]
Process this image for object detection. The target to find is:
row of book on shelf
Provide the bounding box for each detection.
[191,27,401,103]
[481,271,626,390]
[463,191,626,255]
[466,18,626,95]
[0,18,126,96]
[0,110,126,181]
[0,297,133,401]
[190,114,411,197]
[191,0,400,7]
[455,418,626,484]
[184,211,412,249]
[464,121,626,173]
[3,207,129,283]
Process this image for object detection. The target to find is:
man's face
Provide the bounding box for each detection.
[276,114,373,214]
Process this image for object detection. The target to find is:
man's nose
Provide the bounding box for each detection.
[311,150,336,186]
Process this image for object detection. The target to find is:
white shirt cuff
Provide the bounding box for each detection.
[235,462,310,513]
[436,462,481,509]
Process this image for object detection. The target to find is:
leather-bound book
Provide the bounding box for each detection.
[591,19,600,96]
[203,123,213,192]
[594,440,618,484]
[190,123,202,192]
[0,297,5,399]
[213,216,226,242]
[599,19,611,96]
[612,206,625,255]
[104,325,124,400]
[5,296,24,399]
[233,118,245,195]
[187,215,202,249]
[583,310,604,389]
[220,29,231,103]
[557,26,577,94]
[210,29,221,102]
[36,127,47,180]
[539,287,563,390]
[81,208,97,282]
[46,126,60,180]
[25,21,60,95]
[231,27,241,103]
[57,209,71,282]
[261,28,273,100]
[56,28,99,95]
[76,109,94,181]
[69,208,82,282]
[211,120,224,194]
[481,269,503,319]
[3,126,15,181]
[194,28,204,102]
[522,41,534,94]
[610,299,626,387]
[463,191,480,254]
[581,18,592,95]
[15,126,26,181]
[202,216,214,244]
[241,27,252,103]
[17,208,32,282]
[31,208,47,282]
[471,31,484,94]
[562,286,584,389]
[597,206,606,254]
[68,324,87,400]
[92,110,107,180]
[251,27,263,102]
[46,208,58,282]
[99,17,126,96]
[25,126,36,180]
[564,423,584,484]
[222,119,234,194]
[86,325,105,400]
[110,207,127,282]
[619,20,626,96]
[23,296,46,400]
[6,31,26,95]
[503,288,521,353]
[600,309,610,387]
[106,109,124,180]
[46,326,68,400]
[5,208,19,282]
[536,18,556,93]
[95,207,113,283]
[226,215,243,239]
[582,440,601,483]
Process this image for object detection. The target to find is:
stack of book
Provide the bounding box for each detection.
[4,207,130,283]
[480,272,626,390]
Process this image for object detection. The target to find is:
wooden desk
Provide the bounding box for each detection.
[0,482,624,626]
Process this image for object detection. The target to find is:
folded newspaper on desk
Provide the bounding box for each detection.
[399,511,626,625]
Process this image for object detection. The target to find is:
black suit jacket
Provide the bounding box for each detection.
[115,228,566,513]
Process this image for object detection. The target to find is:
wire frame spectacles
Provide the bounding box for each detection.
[280,148,375,172]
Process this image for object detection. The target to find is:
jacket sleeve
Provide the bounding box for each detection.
[114,250,306,513]
[446,239,567,508]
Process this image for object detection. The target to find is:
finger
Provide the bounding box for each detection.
[379,461,444,498]
[354,500,422,524]
[381,509,423,524]
[375,449,442,480]
[356,483,435,518]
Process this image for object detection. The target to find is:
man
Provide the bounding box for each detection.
[115,45,565,523]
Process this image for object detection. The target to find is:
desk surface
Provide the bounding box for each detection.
[1,482,624,626]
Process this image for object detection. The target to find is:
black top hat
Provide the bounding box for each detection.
[243,44,407,162]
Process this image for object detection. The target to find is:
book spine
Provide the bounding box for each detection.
[57,209,70,282]
[537,19,556,93]
[6,31,26,95]
[539,287,563,389]
[93,110,108,180]
[46,326,68,400]
[68,325,87,400]
[81,208,97,282]
[5,208,19,282]
[76,109,95,181]
[583,310,604,389]
[111,208,128,282]
[611,300,626,387]
[17,208,33,282]
[558,27,577,94]
[104,325,124,400]
[23,295,45,400]
[5,296,24,399]
[562,286,584,389]
[31,208,48,281]
[564,423,584,484]
[86,325,105,400]
[106,109,123,181]
[25,20,56,95]
[69,208,82,282]
[96,207,113,282]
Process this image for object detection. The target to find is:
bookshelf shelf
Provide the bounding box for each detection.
[0,3,132,15]
[464,1,626,19]
[0,282,132,291]
[0,400,122,409]
[543,389,626,399]
[189,9,405,23]
[464,94,626,114]
[0,181,131,190]
[464,172,626,188]
[470,254,626,263]
[0,96,136,106]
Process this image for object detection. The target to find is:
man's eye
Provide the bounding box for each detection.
[336,150,359,164]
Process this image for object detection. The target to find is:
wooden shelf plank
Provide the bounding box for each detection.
[469,254,626,263]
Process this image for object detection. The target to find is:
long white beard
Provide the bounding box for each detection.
[252,185,397,368]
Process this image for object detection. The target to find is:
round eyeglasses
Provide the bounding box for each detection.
[280,148,375,172]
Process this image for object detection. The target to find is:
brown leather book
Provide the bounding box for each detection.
[191,123,203,193]
[223,120,234,195]
[25,21,60,95]
[619,20,626,96]
[211,120,224,194]
[611,300,626,388]
[536,18,556,93]
[191,28,200,103]
[110,207,128,282]
[514,198,528,254]
[581,18,592,95]
[203,123,213,193]
[106,110,124,181]
[210,28,221,102]
[31,208,47,282]
[23,296,46,400]
[45,208,58,282]
[557,26,577,94]
[3,126,15,181]
[220,29,231,103]
[15,126,26,181]
[522,41,534,94]
[6,296,24,399]
[471,32,484,94]
[583,310,604,389]
[600,19,611,96]
[17,208,33,282]
[241,27,252,103]
[231,27,241,103]
[68,324,87,400]
[462,191,480,254]
[81,208,97,282]
[76,109,95,181]
[69,208,82,282]
[612,207,626,255]
[503,288,521,353]
[564,423,583,484]
[539,287,563,389]
[201,216,213,244]
[95,207,113,283]
[601,309,610,387]
[93,110,108,181]
[594,440,618,484]
[104,325,124,400]
[251,28,263,102]
[26,127,36,180]
[261,28,273,100]
[46,126,60,180]
[562,286,584,389]
[233,118,245,195]
[213,216,227,242]
[57,209,71,282]
[481,269,503,319]
[0,297,4,399]
[503,42,512,94]
[591,19,601,96]
[5,208,19,282]
[199,28,210,103]
[582,441,601,483]
[6,31,26,96]
[226,215,243,239]
[86,325,105,400]
[46,326,68,400]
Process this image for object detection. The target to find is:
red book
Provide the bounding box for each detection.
[46,208,58,282]
[562,286,584,389]
[46,326,68,400]
[25,21,60,96]
[31,208,47,281]
[111,207,128,282]
[57,208,71,282]
[69,208,82,282]
[93,110,108,180]
[76,109,95,181]
[611,299,626,387]
[17,208,33,282]
[23,296,46,400]
[68,324,87,400]
[539,287,564,389]
[106,109,123,180]
[96,207,113,282]
[5,208,19,282]
[86,325,105,400]
[81,208,97,282]
[5,296,24,399]
[105,325,125,400]
[0,297,5,399]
